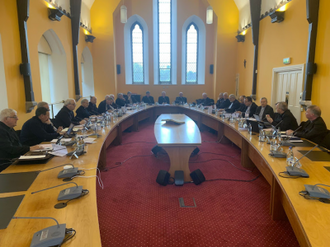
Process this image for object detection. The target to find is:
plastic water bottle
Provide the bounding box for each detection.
[270,137,277,152]
[248,123,252,135]
[286,146,294,166]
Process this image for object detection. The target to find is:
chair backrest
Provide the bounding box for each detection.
[320,130,330,150]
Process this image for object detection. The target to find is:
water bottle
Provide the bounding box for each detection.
[270,137,277,152]
[259,129,265,142]
[286,146,294,166]
[248,123,252,135]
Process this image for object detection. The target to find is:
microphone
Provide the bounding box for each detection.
[40,163,74,173]
[292,126,302,136]
[273,120,283,129]
[292,144,319,167]
[56,135,64,145]
[12,216,66,247]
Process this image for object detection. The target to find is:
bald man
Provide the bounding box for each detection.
[197,93,214,106]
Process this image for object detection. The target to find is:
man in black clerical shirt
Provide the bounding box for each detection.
[255,97,274,121]
[0,109,41,172]
[236,95,246,112]
[76,99,93,119]
[224,94,240,113]
[197,93,214,106]
[286,105,328,144]
[88,96,99,115]
[54,99,86,128]
[20,107,63,146]
[116,93,126,107]
[216,93,224,108]
[158,91,170,104]
[218,92,231,109]
[237,96,258,118]
[125,91,138,105]
[142,91,155,105]
[175,92,187,104]
[98,95,113,114]
[266,102,298,131]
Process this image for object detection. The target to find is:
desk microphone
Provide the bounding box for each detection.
[292,126,302,136]
[39,163,80,180]
[286,145,319,178]
[40,163,74,173]
[273,120,283,129]
[12,216,67,247]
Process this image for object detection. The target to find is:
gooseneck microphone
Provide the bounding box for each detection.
[40,164,74,173]
[13,216,60,228]
[31,182,78,195]
[292,144,319,167]
[292,126,302,136]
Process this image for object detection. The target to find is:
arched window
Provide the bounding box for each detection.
[186,24,198,84]
[182,15,206,85]
[131,23,144,84]
[153,0,177,85]
[124,15,149,85]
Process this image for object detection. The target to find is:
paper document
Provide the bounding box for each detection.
[289,140,304,143]
[19,155,46,160]
[84,138,96,144]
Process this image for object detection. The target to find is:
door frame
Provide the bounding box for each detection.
[270,64,305,108]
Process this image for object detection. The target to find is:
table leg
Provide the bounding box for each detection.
[161,146,197,182]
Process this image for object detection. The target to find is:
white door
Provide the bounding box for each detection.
[273,70,303,123]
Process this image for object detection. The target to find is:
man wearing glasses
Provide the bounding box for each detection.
[0,109,42,172]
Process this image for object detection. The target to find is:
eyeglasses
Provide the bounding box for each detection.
[8,116,18,119]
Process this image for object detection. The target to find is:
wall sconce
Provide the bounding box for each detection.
[85,35,96,43]
[48,8,63,21]
[121,5,127,23]
[236,34,245,42]
[206,6,213,24]
[269,10,285,23]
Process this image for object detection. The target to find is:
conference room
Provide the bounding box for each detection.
[1,0,330,246]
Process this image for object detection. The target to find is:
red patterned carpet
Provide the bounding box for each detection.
[97,121,299,247]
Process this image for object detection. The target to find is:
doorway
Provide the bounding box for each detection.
[271,64,304,123]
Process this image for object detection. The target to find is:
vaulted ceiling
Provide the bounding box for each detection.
[82,0,95,9]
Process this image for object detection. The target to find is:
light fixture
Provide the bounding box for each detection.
[85,35,96,43]
[206,6,213,24]
[236,34,245,43]
[48,8,63,21]
[269,9,285,23]
[120,5,127,23]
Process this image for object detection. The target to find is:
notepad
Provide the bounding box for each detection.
[162,119,185,125]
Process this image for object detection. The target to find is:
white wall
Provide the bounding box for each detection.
[0,34,8,109]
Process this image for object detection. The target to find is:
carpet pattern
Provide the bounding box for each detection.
[97,121,299,246]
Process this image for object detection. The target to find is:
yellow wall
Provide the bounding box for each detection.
[0,0,92,129]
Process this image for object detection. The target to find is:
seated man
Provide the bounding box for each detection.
[266,102,298,131]
[197,93,214,106]
[224,94,240,113]
[109,97,118,110]
[142,91,155,105]
[239,96,258,118]
[116,93,126,108]
[175,92,187,104]
[158,91,170,104]
[98,95,113,114]
[20,107,63,146]
[76,99,93,119]
[216,93,224,108]
[236,95,246,112]
[286,105,328,144]
[0,109,41,172]
[88,96,99,115]
[37,101,58,131]
[218,92,231,109]
[255,97,274,121]
[54,99,85,128]
[125,91,138,105]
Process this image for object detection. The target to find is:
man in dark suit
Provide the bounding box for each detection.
[197,93,214,106]
[54,99,86,128]
[20,107,63,146]
[236,95,246,112]
[98,95,113,114]
[0,108,41,172]
[76,99,93,119]
[255,97,274,121]
[266,102,298,131]
[116,93,126,107]
[158,91,170,104]
[175,92,187,104]
[88,96,99,115]
[287,105,328,144]
[216,93,224,108]
[125,91,138,105]
[238,96,258,118]
[142,91,155,105]
[218,92,231,109]
[224,94,241,113]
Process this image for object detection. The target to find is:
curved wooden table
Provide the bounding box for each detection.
[0,105,329,246]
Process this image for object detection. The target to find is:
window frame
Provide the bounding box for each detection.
[185,23,199,85]
[130,22,145,85]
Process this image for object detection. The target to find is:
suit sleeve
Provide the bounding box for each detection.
[29,123,59,142]
[295,121,327,140]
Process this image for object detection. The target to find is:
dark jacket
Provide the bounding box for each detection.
[216,98,225,108]
[87,102,98,115]
[197,97,214,106]
[255,105,274,121]
[218,99,231,109]
[116,98,126,108]
[175,97,187,104]
[124,95,138,104]
[110,102,118,109]
[242,102,258,118]
[225,99,241,113]
[158,96,170,104]
[98,100,111,114]
[142,96,155,105]
[295,117,328,144]
[20,116,59,146]
[76,105,92,119]
[236,103,246,112]
[272,110,298,131]
[0,122,30,171]
[54,106,80,128]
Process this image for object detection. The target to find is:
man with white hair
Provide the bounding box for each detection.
[255,97,274,121]
[0,109,41,172]
[218,92,231,109]
[116,93,126,107]
[76,99,93,119]
[98,95,113,114]
[175,92,187,104]
[88,96,99,115]
[224,94,240,113]
[158,91,170,104]
[54,98,86,128]
[197,92,214,106]
[266,102,298,131]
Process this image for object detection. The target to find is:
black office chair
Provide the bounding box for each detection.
[320,130,330,150]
